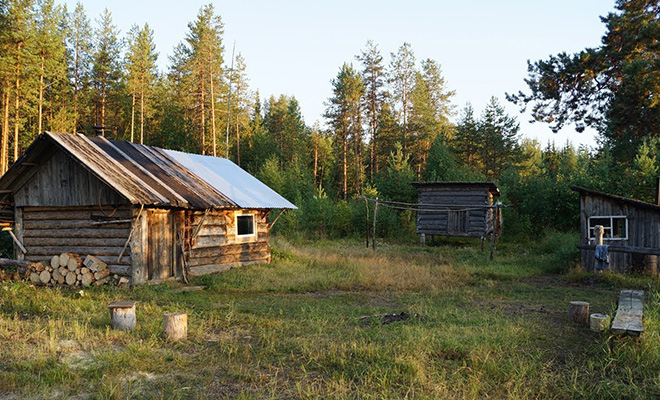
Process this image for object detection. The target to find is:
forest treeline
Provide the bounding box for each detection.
[1,0,658,240]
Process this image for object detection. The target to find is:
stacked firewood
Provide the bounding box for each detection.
[26,254,111,287]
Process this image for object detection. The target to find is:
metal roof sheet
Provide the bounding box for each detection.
[162,149,297,209]
[0,132,295,210]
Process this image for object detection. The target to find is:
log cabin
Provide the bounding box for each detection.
[0,132,296,284]
[572,185,660,273]
[412,181,501,240]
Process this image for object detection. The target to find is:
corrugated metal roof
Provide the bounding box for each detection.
[163,149,297,209]
[0,132,296,210]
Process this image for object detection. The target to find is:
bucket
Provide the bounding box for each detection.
[589,313,610,332]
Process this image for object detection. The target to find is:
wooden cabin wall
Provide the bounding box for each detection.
[18,206,133,277]
[416,186,491,237]
[579,194,660,273]
[14,150,125,207]
[187,209,270,276]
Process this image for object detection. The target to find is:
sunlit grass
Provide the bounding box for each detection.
[0,237,658,398]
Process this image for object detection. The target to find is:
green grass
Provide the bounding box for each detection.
[1,235,659,398]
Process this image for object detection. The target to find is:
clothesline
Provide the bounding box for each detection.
[358,196,507,213]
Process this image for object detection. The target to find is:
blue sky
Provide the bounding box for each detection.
[64,0,616,149]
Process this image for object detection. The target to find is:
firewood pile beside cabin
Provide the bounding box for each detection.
[0,132,296,286]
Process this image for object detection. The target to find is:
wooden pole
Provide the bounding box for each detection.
[364,197,370,248]
[568,301,590,325]
[594,225,604,245]
[163,312,188,341]
[372,198,378,251]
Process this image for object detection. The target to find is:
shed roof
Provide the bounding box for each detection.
[412,181,500,197]
[570,185,660,213]
[0,132,296,210]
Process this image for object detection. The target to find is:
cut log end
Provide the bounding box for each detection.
[163,312,187,341]
[569,301,590,325]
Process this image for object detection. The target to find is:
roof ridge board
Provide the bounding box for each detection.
[73,133,169,204]
[97,136,189,207]
[133,144,236,209]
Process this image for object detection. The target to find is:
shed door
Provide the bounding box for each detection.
[448,210,468,234]
[147,209,175,280]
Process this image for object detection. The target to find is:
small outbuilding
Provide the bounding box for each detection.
[412,181,501,240]
[571,186,660,273]
[0,132,296,284]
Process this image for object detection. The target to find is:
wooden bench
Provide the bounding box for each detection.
[611,290,644,336]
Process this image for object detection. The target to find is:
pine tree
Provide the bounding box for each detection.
[183,4,225,155]
[478,97,521,179]
[91,8,122,137]
[66,2,92,133]
[324,63,364,199]
[356,40,385,181]
[452,103,480,170]
[33,0,67,134]
[229,53,252,165]
[388,42,415,153]
[408,58,454,176]
[125,23,158,144]
[2,0,36,164]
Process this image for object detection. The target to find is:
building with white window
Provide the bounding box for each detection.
[0,132,297,285]
[571,186,660,273]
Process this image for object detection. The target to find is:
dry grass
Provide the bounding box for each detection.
[0,238,659,399]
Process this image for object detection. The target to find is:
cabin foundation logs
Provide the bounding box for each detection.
[0,254,115,286]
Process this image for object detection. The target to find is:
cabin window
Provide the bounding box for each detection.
[588,216,628,241]
[236,214,255,237]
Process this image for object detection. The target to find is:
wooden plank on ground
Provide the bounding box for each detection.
[611,289,644,336]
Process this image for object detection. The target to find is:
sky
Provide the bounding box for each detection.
[63,0,616,149]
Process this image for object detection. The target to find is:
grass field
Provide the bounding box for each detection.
[1,234,660,399]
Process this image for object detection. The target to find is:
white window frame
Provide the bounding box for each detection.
[235,213,256,238]
[588,215,628,241]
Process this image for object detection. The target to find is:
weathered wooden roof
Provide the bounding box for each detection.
[412,181,500,197]
[0,132,296,210]
[570,186,660,213]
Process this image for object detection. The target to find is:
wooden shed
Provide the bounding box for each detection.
[572,186,660,273]
[412,182,501,239]
[0,132,296,284]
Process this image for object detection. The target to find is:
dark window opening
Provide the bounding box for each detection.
[237,215,255,236]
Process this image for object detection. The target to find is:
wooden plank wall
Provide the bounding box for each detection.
[14,150,125,207]
[579,194,660,273]
[187,209,270,276]
[20,206,133,276]
[416,186,491,237]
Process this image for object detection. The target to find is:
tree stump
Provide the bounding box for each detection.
[590,313,610,332]
[644,255,658,276]
[163,312,187,341]
[109,301,137,331]
[569,301,590,325]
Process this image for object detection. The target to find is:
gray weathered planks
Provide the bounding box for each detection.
[611,289,644,336]
[413,182,499,238]
[573,186,660,273]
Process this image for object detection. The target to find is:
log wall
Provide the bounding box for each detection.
[416,186,493,238]
[20,206,133,276]
[187,209,270,276]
